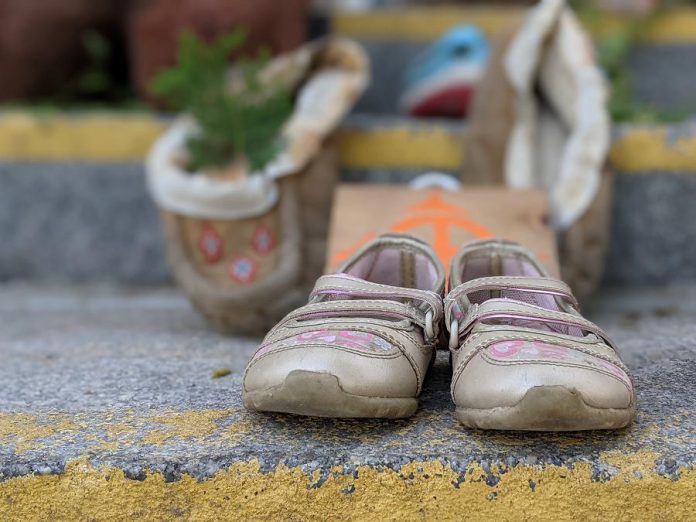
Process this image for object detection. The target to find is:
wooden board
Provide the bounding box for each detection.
[325,184,559,276]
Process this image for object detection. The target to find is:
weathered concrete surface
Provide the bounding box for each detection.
[0,284,694,519]
[605,171,696,284]
[353,41,425,114]
[0,162,170,284]
[629,44,696,113]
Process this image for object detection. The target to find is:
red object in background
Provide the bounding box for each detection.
[0,0,119,101]
[251,223,275,256]
[198,223,224,264]
[408,85,474,118]
[126,0,310,101]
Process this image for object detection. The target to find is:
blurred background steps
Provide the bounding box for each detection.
[2,110,696,285]
[326,5,696,115]
[3,3,696,287]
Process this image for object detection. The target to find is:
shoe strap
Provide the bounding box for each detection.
[446,297,616,352]
[446,276,578,309]
[268,274,444,342]
[273,299,436,338]
[311,274,444,324]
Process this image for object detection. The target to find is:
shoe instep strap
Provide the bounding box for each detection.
[446,276,578,309]
[311,274,443,324]
[273,299,441,340]
[447,298,616,351]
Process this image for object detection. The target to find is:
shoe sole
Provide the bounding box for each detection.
[243,370,418,419]
[455,385,636,431]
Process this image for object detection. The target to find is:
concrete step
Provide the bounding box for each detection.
[0,283,694,519]
[2,111,696,285]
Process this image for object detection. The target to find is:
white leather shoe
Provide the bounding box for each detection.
[446,239,636,431]
[243,234,445,418]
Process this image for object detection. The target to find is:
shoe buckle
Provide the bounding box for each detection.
[424,310,435,341]
[448,319,459,350]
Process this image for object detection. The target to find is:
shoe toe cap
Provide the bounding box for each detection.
[453,342,634,411]
[244,343,420,399]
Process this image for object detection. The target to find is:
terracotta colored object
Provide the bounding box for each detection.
[126,0,310,100]
[0,0,119,101]
[0,0,309,102]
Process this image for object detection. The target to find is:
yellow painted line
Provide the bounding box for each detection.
[0,412,80,454]
[2,111,696,173]
[610,127,696,172]
[1,453,694,520]
[338,124,696,173]
[0,111,165,162]
[333,6,696,44]
[337,124,465,170]
[631,8,696,45]
[0,409,252,454]
[334,6,524,41]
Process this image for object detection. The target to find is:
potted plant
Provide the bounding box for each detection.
[146,31,368,334]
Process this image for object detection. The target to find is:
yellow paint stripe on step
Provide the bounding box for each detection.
[0,453,694,520]
[337,124,465,170]
[634,8,696,45]
[0,111,165,162]
[333,6,696,44]
[2,111,696,173]
[1,409,693,520]
[339,125,696,173]
[333,6,523,41]
[610,127,696,173]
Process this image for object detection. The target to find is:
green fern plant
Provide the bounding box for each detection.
[150,30,293,173]
[574,2,692,123]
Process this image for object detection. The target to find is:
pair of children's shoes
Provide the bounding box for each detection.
[242,234,635,431]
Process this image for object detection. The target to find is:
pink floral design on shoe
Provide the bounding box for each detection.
[253,330,395,360]
[486,340,630,383]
